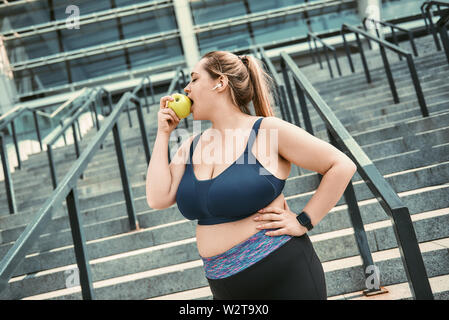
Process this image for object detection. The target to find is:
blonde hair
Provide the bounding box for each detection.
[201,51,275,117]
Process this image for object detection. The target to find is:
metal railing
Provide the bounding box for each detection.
[421,1,449,51]
[258,47,433,299]
[46,88,112,189]
[166,67,189,163]
[124,75,156,128]
[341,23,429,117]
[362,17,419,58]
[255,47,293,125]
[0,89,151,299]
[307,32,342,78]
[0,88,95,214]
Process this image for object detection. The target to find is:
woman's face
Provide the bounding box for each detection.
[184,58,221,121]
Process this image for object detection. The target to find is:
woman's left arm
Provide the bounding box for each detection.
[255,117,357,236]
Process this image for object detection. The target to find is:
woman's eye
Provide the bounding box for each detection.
[192,79,197,82]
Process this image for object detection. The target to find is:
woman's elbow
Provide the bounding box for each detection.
[146,195,173,210]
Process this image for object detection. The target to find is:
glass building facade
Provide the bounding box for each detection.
[0,0,426,101]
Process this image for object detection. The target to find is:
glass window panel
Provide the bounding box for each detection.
[69,51,128,82]
[309,9,360,33]
[14,61,68,93]
[0,2,51,31]
[198,24,251,54]
[381,0,423,20]
[247,0,306,14]
[127,38,183,69]
[190,0,247,25]
[120,7,177,38]
[251,14,309,45]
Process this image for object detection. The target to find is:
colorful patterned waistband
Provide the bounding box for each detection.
[201,229,292,279]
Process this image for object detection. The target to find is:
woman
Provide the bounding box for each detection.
[146,51,357,300]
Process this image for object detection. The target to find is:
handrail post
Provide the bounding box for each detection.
[307,35,316,63]
[332,50,342,76]
[32,110,43,151]
[66,187,95,300]
[131,96,151,165]
[142,78,151,113]
[390,26,403,61]
[437,20,449,64]
[408,30,419,57]
[323,46,334,78]
[406,54,429,117]
[379,45,400,104]
[392,207,433,299]
[313,37,323,69]
[0,133,17,214]
[355,32,372,83]
[280,59,301,128]
[293,80,313,134]
[341,29,355,73]
[112,119,139,231]
[327,129,385,295]
[148,76,156,106]
[427,7,442,50]
[47,144,58,189]
[10,120,21,170]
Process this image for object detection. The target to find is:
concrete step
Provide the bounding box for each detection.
[318,58,449,100]
[13,234,449,300]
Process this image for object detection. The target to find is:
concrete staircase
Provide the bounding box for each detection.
[0,33,448,300]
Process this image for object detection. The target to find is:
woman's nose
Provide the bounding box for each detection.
[184,85,190,93]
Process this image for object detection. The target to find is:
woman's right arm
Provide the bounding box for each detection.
[146,95,193,209]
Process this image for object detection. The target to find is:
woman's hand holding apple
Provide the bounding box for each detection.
[158,95,181,135]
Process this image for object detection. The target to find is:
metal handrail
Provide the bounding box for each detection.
[166,66,189,163]
[0,88,95,214]
[269,48,433,299]
[0,88,92,152]
[123,74,157,128]
[46,88,107,189]
[341,23,429,118]
[362,17,418,57]
[421,1,449,51]
[255,47,293,125]
[0,90,150,299]
[307,32,342,78]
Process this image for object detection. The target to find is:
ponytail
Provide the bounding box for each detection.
[202,51,276,118]
[245,55,275,117]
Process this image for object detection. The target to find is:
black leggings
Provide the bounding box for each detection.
[207,234,327,300]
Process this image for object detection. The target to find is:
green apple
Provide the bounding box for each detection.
[167,93,192,119]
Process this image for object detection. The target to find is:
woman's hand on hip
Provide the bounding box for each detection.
[253,198,308,237]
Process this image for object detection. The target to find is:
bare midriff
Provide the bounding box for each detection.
[192,119,291,258]
[196,192,287,258]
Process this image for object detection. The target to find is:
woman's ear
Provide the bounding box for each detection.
[217,75,228,91]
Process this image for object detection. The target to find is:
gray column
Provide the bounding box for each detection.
[358,0,382,49]
[0,36,18,116]
[173,0,200,71]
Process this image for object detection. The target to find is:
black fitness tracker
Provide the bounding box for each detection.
[296,211,314,231]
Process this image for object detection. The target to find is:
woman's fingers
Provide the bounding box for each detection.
[160,96,174,109]
[257,207,284,214]
[161,106,180,122]
[254,213,282,221]
[256,221,284,230]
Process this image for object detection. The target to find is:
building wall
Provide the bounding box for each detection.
[0,0,426,103]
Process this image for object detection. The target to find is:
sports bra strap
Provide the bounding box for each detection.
[244,117,263,154]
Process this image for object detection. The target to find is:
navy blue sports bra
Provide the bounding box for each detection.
[176,117,286,225]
